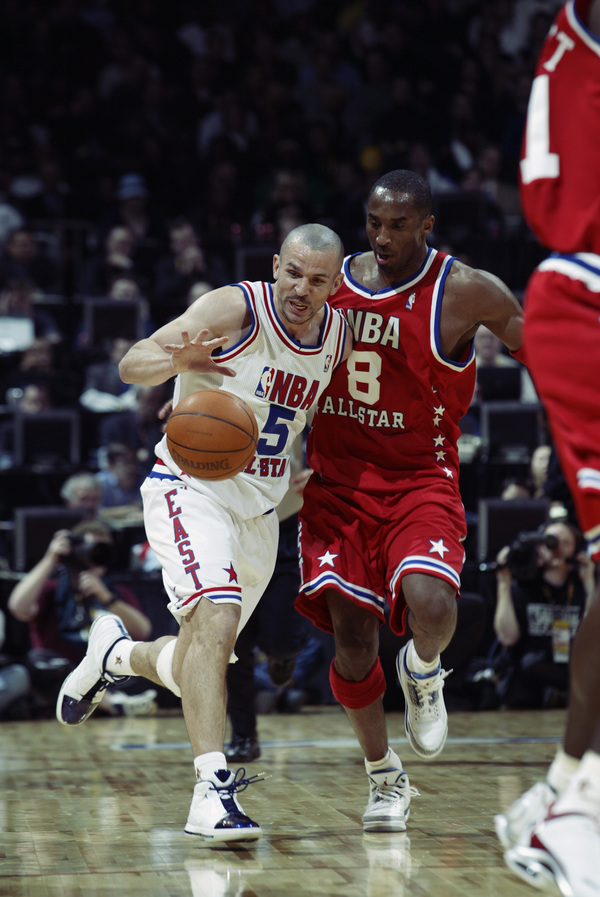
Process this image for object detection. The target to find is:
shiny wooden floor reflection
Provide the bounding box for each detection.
[0,705,564,897]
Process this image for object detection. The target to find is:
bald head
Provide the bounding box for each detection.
[280,223,344,268]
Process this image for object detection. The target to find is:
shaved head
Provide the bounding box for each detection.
[280,223,344,267]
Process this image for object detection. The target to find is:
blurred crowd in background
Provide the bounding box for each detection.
[0,0,573,721]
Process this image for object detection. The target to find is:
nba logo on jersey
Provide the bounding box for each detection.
[324,354,332,372]
[406,292,416,310]
[256,366,275,398]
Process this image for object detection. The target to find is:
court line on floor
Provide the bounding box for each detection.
[111,735,562,751]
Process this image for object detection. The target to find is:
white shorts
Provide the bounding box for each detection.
[141,467,279,636]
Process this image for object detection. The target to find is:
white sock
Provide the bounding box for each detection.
[194,752,227,781]
[365,747,402,773]
[407,640,439,675]
[104,638,136,676]
[547,748,580,796]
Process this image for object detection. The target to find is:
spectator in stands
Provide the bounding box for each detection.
[80,337,137,414]
[96,173,166,288]
[530,444,552,499]
[0,381,55,467]
[473,325,537,403]
[152,217,229,326]
[475,142,522,230]
[98,383,170,472]
[95,442,144,510]
[77,225,144,297]
[0,227,60,294]
[500,476,533,501]
[1,337,81,408]
[60,472,103,521]
[0,278,62,343]
[493,520,596,709]
[7,520,155,717]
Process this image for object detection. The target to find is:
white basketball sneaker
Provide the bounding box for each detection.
[396,641,450,760]
[362,753,418,832]
[56,613,131,726]
[494,780,556,850]
[505,811,600,897]
[185,768,262,842]
[505,772,600,897]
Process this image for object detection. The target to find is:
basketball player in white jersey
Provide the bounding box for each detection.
[55,223,352,843]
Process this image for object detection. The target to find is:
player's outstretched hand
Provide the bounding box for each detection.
[164,330,236,377]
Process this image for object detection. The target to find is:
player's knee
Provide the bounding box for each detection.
[156,638,181,698]
[329,656,386,710]
[330,598,379,653]
[405,578,457,632]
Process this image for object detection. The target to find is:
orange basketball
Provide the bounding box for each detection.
[166,389,258,480]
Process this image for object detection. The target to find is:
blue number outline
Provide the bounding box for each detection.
[257,404,296,456]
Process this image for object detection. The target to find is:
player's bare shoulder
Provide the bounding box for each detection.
[348,250,378,289]
[439,259,521,359]
[444,259,517,314]
[184,284,252,343]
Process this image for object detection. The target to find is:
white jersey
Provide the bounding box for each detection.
[155,280,348,518]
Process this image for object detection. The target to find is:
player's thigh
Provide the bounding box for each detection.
[384,486,464,634]
[298,476,386,621]
[234,510,279,636]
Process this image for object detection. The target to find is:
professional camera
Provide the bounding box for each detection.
[505,531,558,582]
[64,534,113,571]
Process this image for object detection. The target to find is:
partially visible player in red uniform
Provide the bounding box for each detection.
[495,2,600,894]
[296,169,524,832]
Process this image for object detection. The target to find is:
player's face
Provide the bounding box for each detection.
[272,244,343,331]
[366,188,434,280]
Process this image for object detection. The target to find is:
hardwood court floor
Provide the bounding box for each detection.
[0,705,564,897]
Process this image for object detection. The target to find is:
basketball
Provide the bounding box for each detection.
[166,389,258,480]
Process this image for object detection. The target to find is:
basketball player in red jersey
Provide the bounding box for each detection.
[494,3,600,893]
[296,169,525,832]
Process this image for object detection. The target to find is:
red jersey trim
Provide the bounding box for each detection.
[213,281,261,361]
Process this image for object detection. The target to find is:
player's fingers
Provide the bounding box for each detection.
[158,400,173,419]
[197,334,229,350]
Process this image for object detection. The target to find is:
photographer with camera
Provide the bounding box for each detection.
[493,520,596,710]
[7,520,153,716]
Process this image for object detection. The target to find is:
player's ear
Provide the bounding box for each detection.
[422,214,435,238]
[330,271,344,295]
[272,254,281,280]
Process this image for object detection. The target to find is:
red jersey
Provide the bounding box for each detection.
[520,0,600,253]
[307,248,476,494]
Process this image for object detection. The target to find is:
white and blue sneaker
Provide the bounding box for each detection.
[56,613,131,726]
[396,641,450,760]
[362,757,418,832]
[185,768,263,842]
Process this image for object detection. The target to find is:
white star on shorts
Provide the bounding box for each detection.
[318,550,338,567]
[429,539,449,558]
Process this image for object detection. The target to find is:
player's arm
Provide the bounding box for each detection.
[119,285,249,385]
[474,268,524,354]
[443,264,524,361]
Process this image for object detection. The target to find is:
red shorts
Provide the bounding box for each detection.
[524,264,600,559]
[296,474,466,636]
